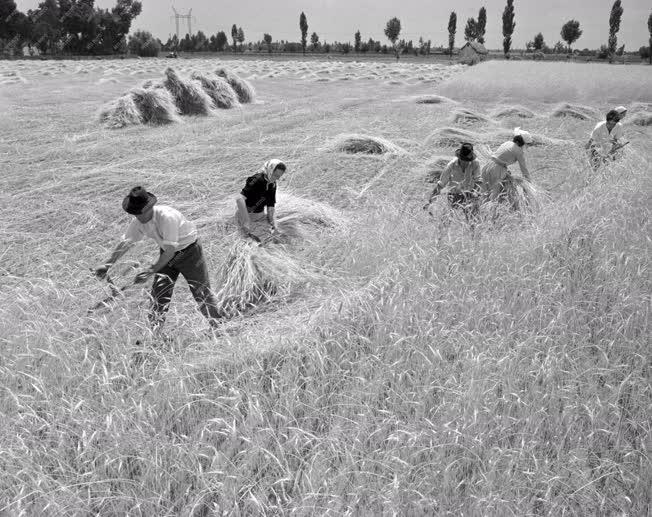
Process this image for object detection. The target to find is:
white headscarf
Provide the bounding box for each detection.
[261,159,285,183]
[514,127,534,144]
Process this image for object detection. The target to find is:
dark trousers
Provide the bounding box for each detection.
[447,192,480,223]
[149,240,221,329]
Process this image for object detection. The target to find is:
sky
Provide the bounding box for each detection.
[16,0,652,50]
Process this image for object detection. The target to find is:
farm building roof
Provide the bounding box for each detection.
[460,41,488,54]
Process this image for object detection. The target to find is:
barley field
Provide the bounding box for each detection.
[0,57,651,516]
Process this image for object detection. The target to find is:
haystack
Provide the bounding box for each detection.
[627,111,652,126]
[190,71,239,109]
[99,94,143,128]
[450,108,491,125]
[501,175,544,213]
[425,127,478,147]
[551,103,599,120]
[213,241,321,318]
[414,95,453,104]
[130,87,181,125]
[273,193,348,241]
[215,67,255,104]
[491,106,536,119]
[163,67,215,116]
[423,156,453,183]
[324,133,404,155]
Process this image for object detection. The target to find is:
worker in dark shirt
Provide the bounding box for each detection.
[235,159,287,242]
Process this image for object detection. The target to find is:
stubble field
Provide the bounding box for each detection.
[0,57,651,515]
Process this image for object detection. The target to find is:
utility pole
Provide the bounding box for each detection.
[172,6,194,40]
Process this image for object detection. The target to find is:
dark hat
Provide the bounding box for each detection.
[122,186,157,215]
[455,142,476,161]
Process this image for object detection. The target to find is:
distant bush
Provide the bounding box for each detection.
[128,30,160,57]
[640,46,650,60]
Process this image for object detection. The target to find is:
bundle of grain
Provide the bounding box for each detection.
[626,111,652,126]
[97,77,119,85]
[551,103,599,120]
[425,127,477,147]
[163,67,215,116]
[414,95,453,104]
[502,175,544,213]
[323,133,405,155]
[213,241,321,318]
[190,71,239,109]
[215,67,255,104]
[450,108,491,125]
[423,156,453,183]
[491,106,536,119]
[273,193,348,241]
[98,94,143,128]
[130,87,181,125]
[0,75,27,85]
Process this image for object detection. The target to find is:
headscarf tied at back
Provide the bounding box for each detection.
[261,159,285,183]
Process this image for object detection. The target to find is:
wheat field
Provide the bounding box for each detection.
[0,58,650,516]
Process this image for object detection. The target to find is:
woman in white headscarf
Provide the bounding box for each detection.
[481,127,533,201]
[235,159,287,242]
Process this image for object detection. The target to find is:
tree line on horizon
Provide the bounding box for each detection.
[1,0,651,63]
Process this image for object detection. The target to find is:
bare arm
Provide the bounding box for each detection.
[133,244,176,284]
[235,195,251,231]
[429,165,452,201]
[516,149,530,180]
[267,206,276,229]
[94,240,133,278]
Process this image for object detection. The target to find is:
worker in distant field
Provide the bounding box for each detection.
[425,142,482,222]
[235,159,287,243]
[94,186,222,331]
[586,109,627,169]
[482,127,533,202]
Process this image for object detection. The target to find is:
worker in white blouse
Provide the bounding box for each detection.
[587,109,627,169]
[94,186,221,331]
[481,127,533,202]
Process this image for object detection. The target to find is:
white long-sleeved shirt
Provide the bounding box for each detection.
[122,205,197,251]
[491,141,529,177]
[590,121,625,156]
[438,158,482,193]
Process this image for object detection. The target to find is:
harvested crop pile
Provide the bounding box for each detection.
[626,111,652,126]
[491,106,536,119]
[163,67,215,116]
[450,108,491,125]
[130,87,181,125]
[99,86,181,128]
[323,133,405,155]
[98,94,143,128]
[414,95,453,104]
[425,127,478,147]
[501,175,544,213]
[212,241,322,318]
[423,156,453,183]
[552,103,599,120]
[190,72,239,109]
[0,75,27,85]
[215,67,255,104]
[273,193,348,241]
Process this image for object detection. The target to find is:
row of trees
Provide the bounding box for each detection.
[2,0,650,62]
[125,6,652,61]
[0,0,142,55]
